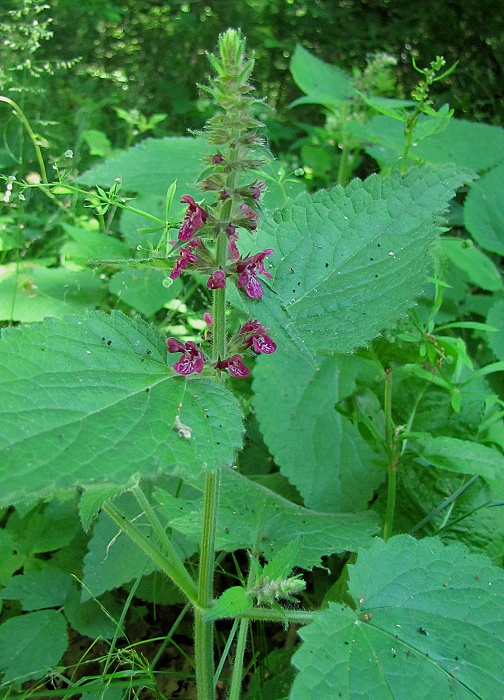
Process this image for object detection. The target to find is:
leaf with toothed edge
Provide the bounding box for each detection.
[0,310,243,506]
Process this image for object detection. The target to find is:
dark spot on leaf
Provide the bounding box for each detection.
[146,388,150,392]
[141,358,145,362]
[224,528,230,533]
[107,340,112,346]
[454,656,459,660]
[58,434,63,439]
[344,641,349,645]
[290,267,295,273]
[377,243,381,247]
[261,535,268,541]
[325,262,329,267]
[370,257,374,261]
[147,349,152,354]
[418,627,427,635]
[102,337,106,341]
[463,644,467,648]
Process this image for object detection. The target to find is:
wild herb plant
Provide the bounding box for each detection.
[1,28,504,700]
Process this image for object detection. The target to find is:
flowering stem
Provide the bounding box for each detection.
[194,468,221,699]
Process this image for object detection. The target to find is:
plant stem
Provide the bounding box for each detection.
[382,369,398,541]
[194,469,221,699]
[0,95,47,183]
[228,566,255,700]
[103,501,199,606]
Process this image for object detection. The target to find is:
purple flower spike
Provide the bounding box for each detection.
[236,249,274,299]
[240,319,277,354]
[216,354,250,378]
[166,338,205,375]
[207,269,227,289]
[170,237,203,280]
[178,195,208,241]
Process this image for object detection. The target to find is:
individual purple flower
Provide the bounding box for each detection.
[216,354,250,378]
[170,237,203,280]
[166,338,205,375]
[239,203,258,231]
[235,248,274,299]
[239,319,277,354]
[226,225,240,260]
[178,195,208,241]
[211,153,224,164]
[207,269,226,289]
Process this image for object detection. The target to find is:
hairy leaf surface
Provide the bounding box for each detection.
[0,311,243,506]
[291,535,504,699]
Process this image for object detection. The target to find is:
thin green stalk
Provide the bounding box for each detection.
[131,485,197,597]
[103,501,199,606]
[382,369,398,541]
[336,138,353,186]
[0,95,47,182]
[228,617,250,700]
[227,566,255,700]
[194,469,221,700]
[214,618,239,687]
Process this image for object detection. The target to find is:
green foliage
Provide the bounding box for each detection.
[0,310,244,505]
[291,535,504,699]
[0,17,503,700]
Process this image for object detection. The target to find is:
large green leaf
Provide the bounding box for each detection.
[289,44,356,107]
[253,348,384,512]
[249,164,471,358]
[0,609,68,684]
[0,311,243,506]
[0,264,106,322]
[155,469,378,569]
[0,566,71,610]
[76,136,213,196]
[464,161,504,256]
[407,433,504,479]
[291,535,504,699]
[350,116,504,172]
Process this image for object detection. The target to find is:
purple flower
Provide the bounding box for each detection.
[240,319,277,354]
[250,181,266,200]
[170,238,203,280]
[178,195,208,241]
[235,249,274,299]
[207,269,226,289]
[216,354,250,378]
[226,225,240,260]
[239,203,258,231]
[166,338,205,375]
[212,153,224,164]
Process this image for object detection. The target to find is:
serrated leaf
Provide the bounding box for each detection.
[0,566,71,610]
[252,164,471,357]
[291,535,504,699]
[156,469,378,569]
[464,161,504,256]
[0,264,106,322]
[76,136,213,196]
[0,310,244,506]
[408,433,504,479]
[253,348,384,512]
[0,610,68,684]
[205,586,252,621]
